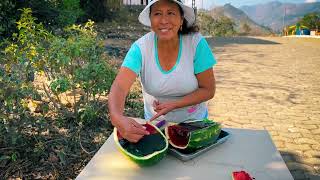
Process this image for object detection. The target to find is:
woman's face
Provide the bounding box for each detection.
[150,0,183,41]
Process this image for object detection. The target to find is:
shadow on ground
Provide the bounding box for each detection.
[280,151,320,180]
[206,36,280,47]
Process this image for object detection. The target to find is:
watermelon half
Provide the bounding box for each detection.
[165,118,221,151]
[114,123,168,166]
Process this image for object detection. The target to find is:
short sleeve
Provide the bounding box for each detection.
[194,38,217,74]
[121,43,142,75]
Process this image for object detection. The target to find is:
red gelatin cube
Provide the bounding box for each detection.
[232,171,254,180]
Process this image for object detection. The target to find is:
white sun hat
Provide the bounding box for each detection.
[138,0,196,28]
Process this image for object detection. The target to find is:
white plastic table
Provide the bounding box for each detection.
[76,126,293,180]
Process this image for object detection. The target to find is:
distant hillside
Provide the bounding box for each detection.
[207,4,273,36]
[240,1,320,32]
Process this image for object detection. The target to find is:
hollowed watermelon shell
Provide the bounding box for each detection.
[114,123,168,166]
[165,118,221,151]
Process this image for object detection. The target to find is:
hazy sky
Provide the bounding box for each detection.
[184,0,319,8]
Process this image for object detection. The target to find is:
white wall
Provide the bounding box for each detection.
[123,0,147,5]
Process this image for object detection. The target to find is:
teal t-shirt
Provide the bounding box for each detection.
[122,32,217,122]
[122,34,216,75]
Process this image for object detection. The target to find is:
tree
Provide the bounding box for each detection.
[299,12,320,30]
[197,12,236,37]
[213,16,236,37]
[242,23,251,35]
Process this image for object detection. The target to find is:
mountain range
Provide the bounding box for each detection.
[240,1,320,32]
[206,4,273,36]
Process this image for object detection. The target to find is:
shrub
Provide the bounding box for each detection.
[197,12,236,37]
[3,8,116,124]
[80,0,108,22]
[0,0,18,39]
[57,0,84,27]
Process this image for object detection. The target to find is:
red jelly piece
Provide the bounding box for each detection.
[232,171,254,180]
[143,123,157,134]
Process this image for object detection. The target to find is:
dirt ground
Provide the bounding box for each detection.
[207,36,320,180]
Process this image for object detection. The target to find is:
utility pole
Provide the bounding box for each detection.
[282,6,286,36]
[192,0,197,22]
[192,0,196,9]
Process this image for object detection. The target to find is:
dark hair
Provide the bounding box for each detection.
[176,5,199,35]
[149,0,199,35]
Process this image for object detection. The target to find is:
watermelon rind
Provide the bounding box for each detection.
[114,123,168,166]
[165,118,221,150]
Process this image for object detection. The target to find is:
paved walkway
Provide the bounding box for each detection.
[207,36,320,180]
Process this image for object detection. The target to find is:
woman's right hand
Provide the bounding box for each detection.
[114,116,150,143]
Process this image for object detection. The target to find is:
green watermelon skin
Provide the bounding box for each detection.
[166,118,221,151]
[187,119,221,150]
[113,123,168,166]
[122,147,167,166]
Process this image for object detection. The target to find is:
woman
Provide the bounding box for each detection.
[108,0,217,143]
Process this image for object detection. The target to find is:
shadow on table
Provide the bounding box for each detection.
[206,36,281,47]
[280,150,320,180]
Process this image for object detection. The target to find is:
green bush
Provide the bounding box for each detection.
[1,8,50,152]
[3,8,116,123]
[4,8,52,74]
[1,8,47,124]
[0,0,125,39]
[46,21,116,122]
[0,0,85,38]
[0,0,18,39]
[13,0,60,30]
[21,0,84,29]
[198,12,236,37]
[0,7,117,179]
[80,0,108,22]
[80,0,123,22]
[58,0,84,27]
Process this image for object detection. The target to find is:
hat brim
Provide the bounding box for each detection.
[138,0,196,28]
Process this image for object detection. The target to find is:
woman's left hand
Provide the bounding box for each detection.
[152,100,178,118]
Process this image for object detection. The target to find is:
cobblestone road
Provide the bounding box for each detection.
[207,37,320,180]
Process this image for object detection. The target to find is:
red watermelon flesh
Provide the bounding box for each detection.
[232,171,254,180]
[165,119,221,151]
[167,123,198,147]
